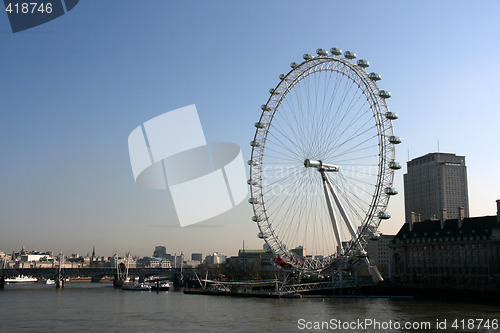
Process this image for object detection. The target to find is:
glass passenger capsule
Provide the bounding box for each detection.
[248,197,259,204]
[261,105,272,111]
[279,74,286,80]
[379,90,391,99]
[257,232,269,239]
[316,48,328,56]
[250,141,260,147]
[290,62,299,68]
[247,179,257,186]
[247,160,259,166]
[368,72,382,81]
[357,59,370,68]
[254,122,265,129]
[252,216,262,222]
[385,112,398,120]
[388,135,402,144]
[303,54,313,60]
[384,187,398,195]
[344,51,356,59]
[378,211,391,219]
[389,161,402,170]
[330,47,342,55]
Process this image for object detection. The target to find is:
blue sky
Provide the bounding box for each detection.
[1,0,499,258]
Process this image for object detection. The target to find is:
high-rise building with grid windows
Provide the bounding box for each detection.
[403,152,469,222]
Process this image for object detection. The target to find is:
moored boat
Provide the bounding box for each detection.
[5,275,38,283]
[150,282,170,291]
[121,283,151,291]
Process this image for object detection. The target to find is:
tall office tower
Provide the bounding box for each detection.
[153,246,167,259]
[191,253,202,262]
[404,152,469,222]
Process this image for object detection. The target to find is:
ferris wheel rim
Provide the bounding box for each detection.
[249,49,398,272]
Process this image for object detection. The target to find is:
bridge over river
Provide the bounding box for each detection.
[0,266,195,288]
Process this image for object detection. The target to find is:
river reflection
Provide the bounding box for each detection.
[0,283,498,332]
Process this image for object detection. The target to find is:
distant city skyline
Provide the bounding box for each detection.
[0,245,219,262]
[1,1,499,257]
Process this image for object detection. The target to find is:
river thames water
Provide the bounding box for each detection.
[0,282,499,332]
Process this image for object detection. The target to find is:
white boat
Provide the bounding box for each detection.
[5,275,38,283]
[122,283,151,291]
[46,279,55,285]
[150,282,170,291]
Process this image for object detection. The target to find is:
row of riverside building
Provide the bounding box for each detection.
[366,152,500,287]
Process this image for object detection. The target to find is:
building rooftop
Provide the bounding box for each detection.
[238,249,271,255]
[408,152,464,161]
[393,215,497,243]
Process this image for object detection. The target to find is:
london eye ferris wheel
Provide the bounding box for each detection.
[248,48,401,273]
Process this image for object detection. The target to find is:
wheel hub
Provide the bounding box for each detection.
[304,159,339,172]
